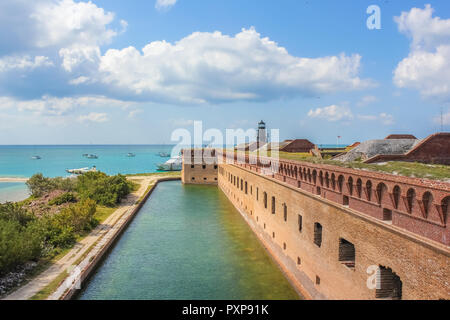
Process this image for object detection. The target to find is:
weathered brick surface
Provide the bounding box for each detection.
[217,163,450,300]
[217,150,450,245]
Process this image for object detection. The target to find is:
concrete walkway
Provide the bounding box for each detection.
[2,175,169,300]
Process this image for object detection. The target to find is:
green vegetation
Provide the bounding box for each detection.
[48,192,77,206]
[237,151,450,181]
[77,172,132,207]
[127,171,181,178]
[30,270,68,300]
[26,174,77,197]
[0,171,134,276]
[94,206,116,224]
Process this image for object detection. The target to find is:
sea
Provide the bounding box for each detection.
[0,145,175,203]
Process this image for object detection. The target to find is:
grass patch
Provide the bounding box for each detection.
[94,206,117,224]
[235,150,450,181]
[30,270,68,300]
[127,171,181,178]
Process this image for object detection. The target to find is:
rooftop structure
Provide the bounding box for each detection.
[336,132,450,165]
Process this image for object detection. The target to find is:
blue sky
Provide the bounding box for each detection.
[0,0,449,145]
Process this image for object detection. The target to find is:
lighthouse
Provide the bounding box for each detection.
[257,120,267,146]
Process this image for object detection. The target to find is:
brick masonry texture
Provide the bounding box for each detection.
[182,149,450,300]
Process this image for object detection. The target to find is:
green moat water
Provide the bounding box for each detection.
[78,181,300,300]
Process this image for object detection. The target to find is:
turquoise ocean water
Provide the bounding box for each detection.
[0,145,174,203]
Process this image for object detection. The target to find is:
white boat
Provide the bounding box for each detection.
[31,155,41,160]
[158,152,170,157]
[157,156,182,171]
[66,166,97,175]
[127,153,136,157]
[86,154,98,159]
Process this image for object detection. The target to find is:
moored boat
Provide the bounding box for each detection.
[157,156,182,171]
[65,166,97,175]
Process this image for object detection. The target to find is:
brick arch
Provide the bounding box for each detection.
[356,178,362,198]
[312,169,317,185]
[331,173,336,190]
[392,185,401,209]
[347,176,354,195]
[307,168,312,183]
[319,171,324,186]
[303,168,307,181]
[294,166,298,179]
[404,188,416,214]
[337,175,345,193]
[441,196,450,224]
[325,172,330,188]
[421,191,433,218]
[365,180,373,201]
[376,182,388,205]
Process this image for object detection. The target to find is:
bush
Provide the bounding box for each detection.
[26,174,77,197]
[48,192,77,206]
[0,219,43,275]
[41,199,97,249]
[0,203,35,227]
[77,172,132,207]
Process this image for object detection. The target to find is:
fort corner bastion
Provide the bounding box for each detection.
[181,149,450,300]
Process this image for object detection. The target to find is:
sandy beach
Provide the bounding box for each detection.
[0,178,29,183]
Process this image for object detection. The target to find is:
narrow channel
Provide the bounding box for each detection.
[78,181,300,300]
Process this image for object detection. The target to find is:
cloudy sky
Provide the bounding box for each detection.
[0,0,449,145]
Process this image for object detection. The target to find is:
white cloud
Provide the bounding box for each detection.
[96,28,372,104]
[307,105,354,122]
[78,112,109,123]
[0,55,53,72]
[0,95,133,116]
[59,45,101,72]
[357,95,377,107]
[0,0,125,73]
[393,5,450,101]
[128,109,143,118]
[69,76,90,85]
[31,0,117,48]
[357,113,395,125]
[155,0,177,10]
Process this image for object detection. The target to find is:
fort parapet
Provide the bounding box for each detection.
[182,149,450,300]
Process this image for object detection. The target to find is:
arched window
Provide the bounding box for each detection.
[422,192,433,217]
[406,188,416,213]
[376,183,387,205]
[347,176,353,195]
[312,170,317,185]
[337,175,344,193]
[319,171,324,186]
[356,179,362,198]
[392,185,401,209]
[366,180,372,201]
[376,266,402,300]
[314,223,322,247]
[331,173,336,190]
[325,172,330,188]
[442,196,450,223]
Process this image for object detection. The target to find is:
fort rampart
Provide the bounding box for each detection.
[182,149,450,300]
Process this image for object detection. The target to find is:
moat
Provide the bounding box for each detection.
[77,181,300,300]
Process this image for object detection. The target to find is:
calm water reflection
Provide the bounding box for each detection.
[78,181,300,300]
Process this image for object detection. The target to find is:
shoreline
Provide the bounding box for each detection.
[0,178,29,183]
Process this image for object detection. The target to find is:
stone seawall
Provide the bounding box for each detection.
[56,177,181,300]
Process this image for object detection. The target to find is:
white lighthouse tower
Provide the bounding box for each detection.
[257,120,267,147]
